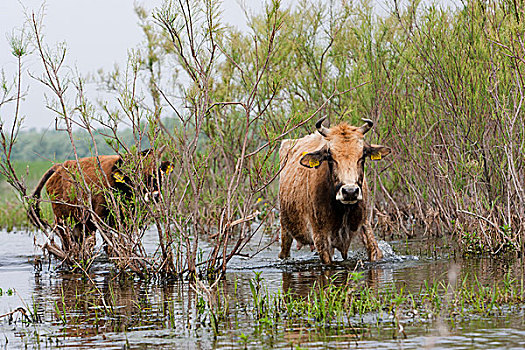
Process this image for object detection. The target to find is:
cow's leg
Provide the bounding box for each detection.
[85,222,97,257]
[339,232,352,260]
[340,238,351,260]
[313,234,333,264]
[319,249,332,264]
[361,223,383,261]
[339,242,350,260]
[55,223,71,252]
[73,221,96,260]
[333,228,352,261]
[279,223,294,259]
[72,223,83,244]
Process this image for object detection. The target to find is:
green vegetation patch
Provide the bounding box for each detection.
[230,271,525,334]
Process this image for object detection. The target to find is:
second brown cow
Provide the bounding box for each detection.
[278,117,391,264]
[30,149,172,255]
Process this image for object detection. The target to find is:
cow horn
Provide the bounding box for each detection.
[359,118,374,134]
[316,117,330,137]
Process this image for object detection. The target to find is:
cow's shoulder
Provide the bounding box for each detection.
[280,133,325,164]
[279,139,295,164]
[95,155,122,174]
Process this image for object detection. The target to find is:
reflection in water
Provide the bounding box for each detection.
[0,231,524,349]
[25,269,212,348]
[281,268,388,295]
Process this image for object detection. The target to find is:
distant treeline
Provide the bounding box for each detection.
[6,119,179,162]
[8,128,134,162]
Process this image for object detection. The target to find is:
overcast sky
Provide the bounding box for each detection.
[0,0,265,131]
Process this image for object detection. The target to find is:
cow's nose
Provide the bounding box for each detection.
[336,185,362,203]
[341,186,359,197]
[337,185,362,203]
[145,190,160,202]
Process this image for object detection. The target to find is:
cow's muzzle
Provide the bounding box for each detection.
[336,185,362,204]
[145,190,161,202]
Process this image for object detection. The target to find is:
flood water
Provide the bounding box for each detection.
[0,229,524,349]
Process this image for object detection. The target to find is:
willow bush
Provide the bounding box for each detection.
[375,0,525,253]
[213,0,524,254]
[220,0,523,253]
[1,0,523,277]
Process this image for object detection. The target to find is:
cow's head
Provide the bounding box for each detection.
[143,159,173,202]
[299,117,391,205]
[112,147,173,201]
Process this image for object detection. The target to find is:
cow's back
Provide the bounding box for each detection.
[279,133,325,180]
[46,155,121,220]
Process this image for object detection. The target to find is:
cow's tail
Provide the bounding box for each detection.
[28,164,60,230]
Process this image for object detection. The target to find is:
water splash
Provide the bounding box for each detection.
[228,240,419,271]
[345,240,419,263]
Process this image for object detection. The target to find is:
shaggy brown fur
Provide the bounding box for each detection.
[279,120,391,264]
[31,152,171,252]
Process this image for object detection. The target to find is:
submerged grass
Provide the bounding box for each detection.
[3,266,524,348]
[223,270,525,335]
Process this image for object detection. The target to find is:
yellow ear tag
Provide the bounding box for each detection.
[301,151,308,157]
[165,164,174,174]
[308,159,320,167]
[370,152,382,160]
[113,171,125,183]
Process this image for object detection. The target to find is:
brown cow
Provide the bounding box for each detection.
[30,149,172,253]
[278,117,390,264]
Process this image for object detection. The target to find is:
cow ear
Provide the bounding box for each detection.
[140,148,153,157]
[159,161,173,175]
[112,170,126,183]
[366,144,391,161]
[299,147,329,169]
[141,146,167,156]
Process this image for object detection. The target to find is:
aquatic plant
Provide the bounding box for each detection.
[242,271,525,332]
